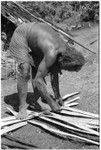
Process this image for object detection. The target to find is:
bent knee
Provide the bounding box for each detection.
[18,63,30,80]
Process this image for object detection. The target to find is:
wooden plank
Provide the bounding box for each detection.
[64,97,80,105]
[29,120,99,145]
[62,92,80,101]
[1,122,27,135]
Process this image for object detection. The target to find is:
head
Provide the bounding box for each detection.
[58,45,85,72]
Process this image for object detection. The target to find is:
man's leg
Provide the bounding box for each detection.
[31,67,51,114]
[17,62,30,119]
[31,67,41,102]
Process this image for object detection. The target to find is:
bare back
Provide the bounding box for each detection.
[28,23,66,57]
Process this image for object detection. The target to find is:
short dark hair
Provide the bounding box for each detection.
[58,45,85,72]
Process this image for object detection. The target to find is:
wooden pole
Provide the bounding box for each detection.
[12,2,96,54]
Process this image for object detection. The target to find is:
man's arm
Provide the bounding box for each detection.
[34,53,60,111]
[50,68,63,106]
[50,67,61,99]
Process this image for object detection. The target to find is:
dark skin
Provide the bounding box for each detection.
[17,23,67,119]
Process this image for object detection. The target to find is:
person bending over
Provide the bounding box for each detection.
[9,22,85,119]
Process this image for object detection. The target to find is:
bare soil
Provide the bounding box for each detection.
[1,25,99,149]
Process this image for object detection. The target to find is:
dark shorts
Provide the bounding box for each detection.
[9,23,34,66]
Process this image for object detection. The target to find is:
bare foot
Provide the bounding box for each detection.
[16,108,28,120]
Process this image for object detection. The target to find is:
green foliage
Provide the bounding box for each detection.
[21,1,99,24]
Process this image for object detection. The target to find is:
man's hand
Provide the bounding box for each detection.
[56,97,63,106]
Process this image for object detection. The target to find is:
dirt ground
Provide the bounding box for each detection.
[1,25,99,149]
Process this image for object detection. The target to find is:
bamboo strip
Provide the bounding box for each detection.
[62,92,80,101]
[61,112,99,129]
[6,107,17,116]
[1,116,16,122]
[88,119,99,125]
[1,121,27,135]
[64,97,80,105]
[66,102,79,107]
[87,124,99,129]
[29,120,99,145]
[39,116,98,135]
[1,114,34,128]
[6,107,34,116]
[48,113,99,136]
[61,107,99,118]
[2,107,40,123]
[61,110,95,118]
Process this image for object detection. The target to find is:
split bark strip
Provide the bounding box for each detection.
[1,108,41,123]
[1,113,39,128]
[39,116,98,135]
[61,110,96,118]
[28,120,99,146]
[88,119,99,126]
[87,124,99,129]
[62,92,80,101]
[2,133,38,148]
[1,121,27,135]
[1,115,32,128]
[6,106,41,117]
[64,97,80,105]
[62,107,99,118]
[6,107,18,116]
[1,116,16,122]
[66,102,79,107]
[48,113,99,136]
[62,111,99,126]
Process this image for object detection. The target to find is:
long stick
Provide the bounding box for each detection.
[29,120,99,145]
[12,2,96,54]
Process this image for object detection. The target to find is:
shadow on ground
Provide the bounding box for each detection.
[4,92,42,112]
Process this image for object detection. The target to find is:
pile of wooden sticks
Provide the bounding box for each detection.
[1,92,99,146]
